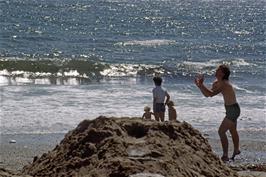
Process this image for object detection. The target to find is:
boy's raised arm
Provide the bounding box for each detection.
[198,84,218,97]
[195,75,221,97]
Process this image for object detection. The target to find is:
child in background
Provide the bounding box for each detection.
[142,106,154,120]
[167,100,177,121]
[152,76,170,122]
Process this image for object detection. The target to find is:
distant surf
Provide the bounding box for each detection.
[115,39,176,46]
[0,57,263,85]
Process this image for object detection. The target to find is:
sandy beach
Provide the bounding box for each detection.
[1,119,265,176]
[0,133,64,171]
[1,0,265,175]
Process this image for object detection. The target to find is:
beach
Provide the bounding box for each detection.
[0,133,64,171]
[1,0,265,176]
[1,121,265,173]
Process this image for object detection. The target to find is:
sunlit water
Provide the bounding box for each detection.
[0,0,265,138]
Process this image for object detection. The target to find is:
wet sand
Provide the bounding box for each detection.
[0,133,64,171]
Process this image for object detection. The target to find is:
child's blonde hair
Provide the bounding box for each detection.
[167,100,174,107]
[144,106,151,112]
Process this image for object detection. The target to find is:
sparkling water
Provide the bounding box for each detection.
[0,0,265,136]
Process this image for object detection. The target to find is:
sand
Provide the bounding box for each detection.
[0,133,64,171]
[0,117,265,177]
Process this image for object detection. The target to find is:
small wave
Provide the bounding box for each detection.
[0,57,106,77]
[176,58,256,76]
[229,58,256,67]
[115,39,176,47]
[233,84,255,94]
[100,64,164,77]
[233,30,251,35]
[0,57,260,85]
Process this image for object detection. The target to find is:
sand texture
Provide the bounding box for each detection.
[20,116,238,177]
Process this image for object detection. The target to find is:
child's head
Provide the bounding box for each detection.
[167,100,174,107]
[216,64,230,80]
[144,106,151,112]
[153,76,162,86]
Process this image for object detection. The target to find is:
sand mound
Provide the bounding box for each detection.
[22,116,238,177]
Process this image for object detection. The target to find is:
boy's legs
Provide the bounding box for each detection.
[218,117,234,161]
[154,112,160,121]
[159,112,164,122]
[154,103,165,122]
[229,122,240,158]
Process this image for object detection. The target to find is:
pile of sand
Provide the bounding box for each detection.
[22,116,238,177]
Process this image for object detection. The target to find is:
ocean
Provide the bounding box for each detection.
[0,0,265,138]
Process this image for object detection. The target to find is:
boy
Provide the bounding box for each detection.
[167,100,177,121]
[142,106,154,120]
[152,76,170,122]
[194,64,241,162]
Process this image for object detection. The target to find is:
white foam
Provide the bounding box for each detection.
[182,60,218,69]
[100,64,163,77]
[15,77,33,84]
[1,80,265,134]
[0,76,9,85]
[34,72,52,77]
[233,84,254,93]
[63,78,80,85]
[235,59,255,66]
[63,70,80,77]
[182,58,253,69]
[0,69,10,75]
[177,58,256,76]
[116,39,176,46]
[234,30,250,35]
[34,78,52,85]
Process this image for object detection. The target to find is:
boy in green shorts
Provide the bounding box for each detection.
[195,64,241,162]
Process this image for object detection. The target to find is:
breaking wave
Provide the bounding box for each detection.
[0,57,261,85]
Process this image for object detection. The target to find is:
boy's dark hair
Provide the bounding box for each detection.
[220,64,230,80]
[153,76,162,86]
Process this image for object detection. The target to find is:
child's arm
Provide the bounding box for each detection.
[165,91,170,105]
[142,113,145,119]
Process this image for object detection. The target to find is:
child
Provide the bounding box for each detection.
[152,76,170,122]
[167,100,177,121]
[142,106,154,120]
[194,64,241,162]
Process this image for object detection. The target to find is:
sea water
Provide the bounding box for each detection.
[0,0,265,138]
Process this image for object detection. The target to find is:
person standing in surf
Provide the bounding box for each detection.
[152,76,170,122]
[194,64,241,162]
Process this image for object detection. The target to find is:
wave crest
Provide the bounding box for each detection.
[0,58,260,85]
[115,39,176,46]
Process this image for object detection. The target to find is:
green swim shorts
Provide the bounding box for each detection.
[225,103,240,123]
